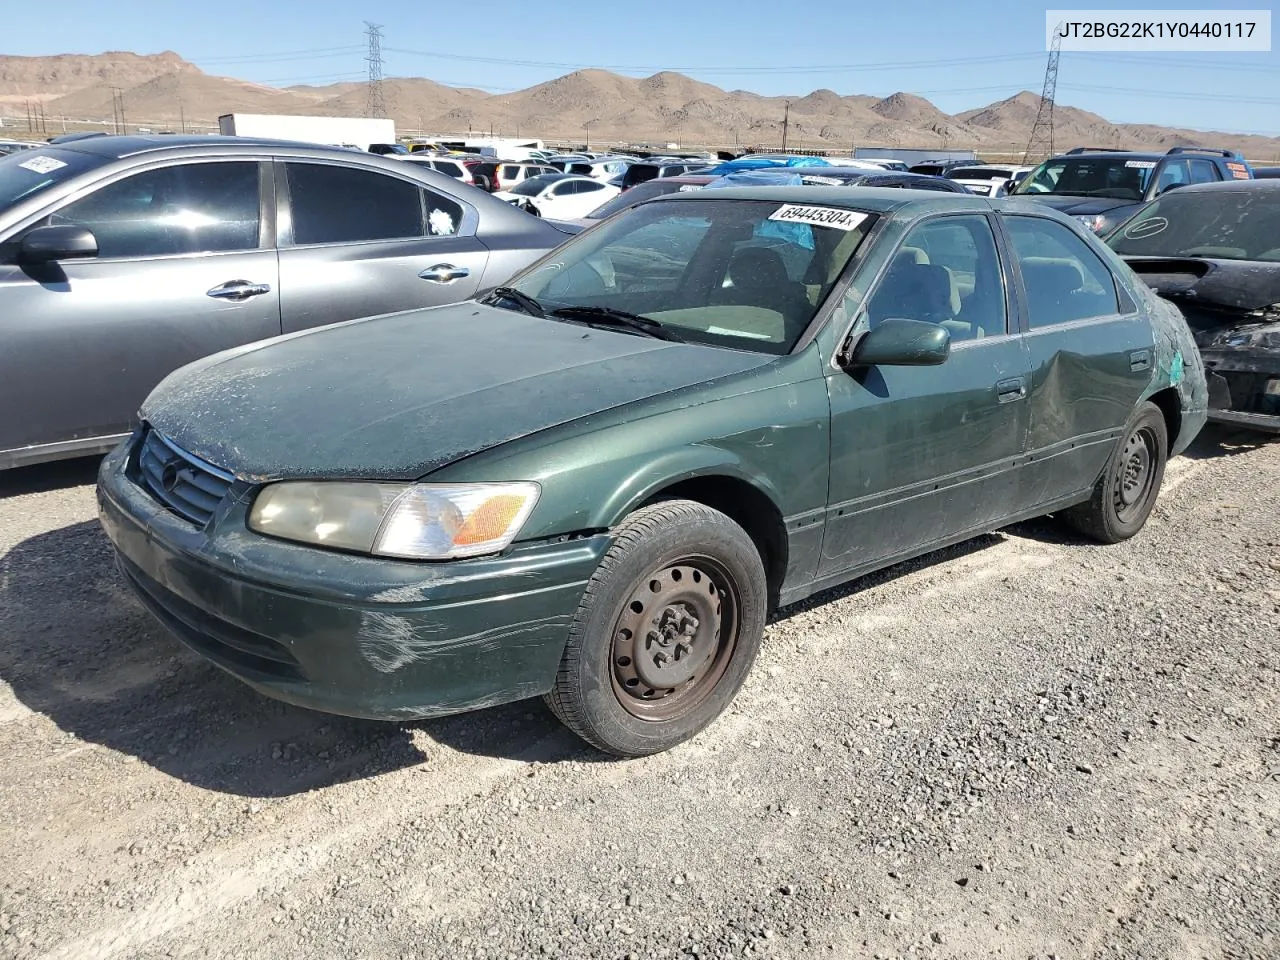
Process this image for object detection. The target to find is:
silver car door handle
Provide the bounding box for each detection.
[1129,348,1152,372]
[418,264,470,283]
[207,280,272,301]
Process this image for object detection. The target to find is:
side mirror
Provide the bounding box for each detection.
[845,317,951,368]
[19,225,98,264]
[1003,179,1018,195]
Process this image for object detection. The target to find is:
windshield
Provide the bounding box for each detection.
[510,175,561,197]
[1014,157,1154,200]
[1106,188,1280,262]
[501,198,877,355]
[0,148,109,209]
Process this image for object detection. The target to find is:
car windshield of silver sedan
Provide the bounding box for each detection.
[0,148,108,208]
[492,198,876,355]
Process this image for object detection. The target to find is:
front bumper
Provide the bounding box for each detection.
[96,441,609,721]
[1205,367,1280,434]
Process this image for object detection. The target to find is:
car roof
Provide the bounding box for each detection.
[41,134,345,158]
[1150,178,1280,195]
[1047,150,1164,160]
[651,184,992,214]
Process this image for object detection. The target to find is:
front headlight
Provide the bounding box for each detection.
[248,481,541,560]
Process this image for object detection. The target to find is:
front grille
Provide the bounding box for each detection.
[136,427,234,527]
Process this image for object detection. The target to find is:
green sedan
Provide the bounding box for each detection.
[97,187,1208,757]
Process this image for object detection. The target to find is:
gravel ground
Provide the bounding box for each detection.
[1,426,1277,960]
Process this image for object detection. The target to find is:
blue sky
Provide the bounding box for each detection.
[6,0,1279,135]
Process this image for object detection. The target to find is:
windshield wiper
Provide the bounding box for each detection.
[481,286,545,317]
[549,306,686,342]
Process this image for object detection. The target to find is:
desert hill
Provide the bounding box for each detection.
[3,51,1278,160]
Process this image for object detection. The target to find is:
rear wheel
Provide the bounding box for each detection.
[545,500,767,757]
[1061,401,1168,543]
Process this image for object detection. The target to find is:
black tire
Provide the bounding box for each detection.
[1061,401,1168,544]
[545,500,767,757]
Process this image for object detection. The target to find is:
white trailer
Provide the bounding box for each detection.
[217,114,397,152]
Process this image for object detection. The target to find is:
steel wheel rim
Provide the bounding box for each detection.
[609,556,741,722]
[1113,425,1157,523]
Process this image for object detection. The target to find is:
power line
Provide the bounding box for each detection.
[364,22,386,117]
[383,46,1046,75]
[1068,52,1279,73]
[1059,82,1280,105]
[196,46,364,64]
[259,71,367,85]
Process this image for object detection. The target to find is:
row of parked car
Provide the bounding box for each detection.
[2,130,1276,759]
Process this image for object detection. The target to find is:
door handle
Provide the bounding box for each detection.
[206,280,271,301]
[996,377,1027,403]
[1129,348,1152,372]
[418,263,471,283]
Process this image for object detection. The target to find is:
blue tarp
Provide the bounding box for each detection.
[704,171,813,249]
[703,171,805,189]
[694,155,832,177]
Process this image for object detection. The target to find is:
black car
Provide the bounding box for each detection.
[1105,179,1280,432]
[720,167,972,193]
[1012,146,1254,237]
[618,161,700,191]
[907,160,971,176]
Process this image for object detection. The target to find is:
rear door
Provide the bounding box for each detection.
[1000,213,1154,509]
[0,158,278,458]
[275,160,490,332]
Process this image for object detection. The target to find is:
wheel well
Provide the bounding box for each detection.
[1147,387,1182,448]
[640,476,788,610]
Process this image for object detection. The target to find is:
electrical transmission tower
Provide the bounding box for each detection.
[1023,26,1062,164]
[364,22,387,118]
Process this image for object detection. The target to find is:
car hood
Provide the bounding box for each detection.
[1018,194,1135,215]
[140,304,774,482]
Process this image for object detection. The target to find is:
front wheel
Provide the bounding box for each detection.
[545,500,767,757]
[1061,400,1168,543]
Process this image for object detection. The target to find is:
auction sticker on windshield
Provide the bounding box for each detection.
[18,156,68,174]
[769,205,867,231]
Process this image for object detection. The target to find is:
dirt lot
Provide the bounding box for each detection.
[1,427,1277,960]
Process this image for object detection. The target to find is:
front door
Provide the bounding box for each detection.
[0,159,279,459]
[276,160,491,334]
[820,213,1031,580]
[1000,214,1156,508]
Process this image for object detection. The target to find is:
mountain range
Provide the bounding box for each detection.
[3,51,1279,160]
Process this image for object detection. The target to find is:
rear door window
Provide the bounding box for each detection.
[45,161,260,259]
[1189,159,1221,184]
[285,163,426,244]
[1004,216,1120,328]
